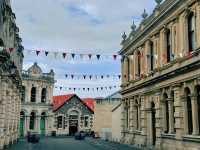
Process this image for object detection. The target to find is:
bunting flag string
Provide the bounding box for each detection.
[64,74,122,80]
[0,46,120,60]
[21,48,120,60]
[54,85,120,92]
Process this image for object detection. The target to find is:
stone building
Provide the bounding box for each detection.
[20,63,55,137]
[94,91,121,140]
[0,0,23,149]
[119,0,200,149]
[53,94,94,135]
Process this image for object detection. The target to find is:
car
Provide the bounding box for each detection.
[27,131,40,143]
[74,131,85,140]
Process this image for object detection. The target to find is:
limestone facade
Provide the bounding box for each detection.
[0,0,23,149]
[119,0,200,149]
[20,63,55,137]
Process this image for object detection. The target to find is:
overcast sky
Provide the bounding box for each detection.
[11,0,157,98]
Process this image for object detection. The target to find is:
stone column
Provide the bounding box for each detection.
[129,55,134,81]
[182,95,188,134]
[129,98,134,132]
[26,116,30,135]
[172,85,183,139]
[124,57,129,82]
[161,99,167,133]
[190,94,199,135]
[36,115,40,133]
[145,40,150,73]
[182,11,189,55]
[168,98,175,134]
[36,86,41,103]
[121,58,125,84]
[160,28,167,65]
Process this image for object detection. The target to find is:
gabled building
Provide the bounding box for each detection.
[53,94,94,135]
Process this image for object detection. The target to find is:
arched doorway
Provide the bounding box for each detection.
[69,110,79,135]
[151,102,156,146]
[40,112,46,135]
[20,112,25,137]
[29,112,36,130]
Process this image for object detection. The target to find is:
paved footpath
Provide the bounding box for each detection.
[7,137,142,150]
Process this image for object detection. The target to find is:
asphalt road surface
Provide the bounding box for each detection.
[8,137,141,150]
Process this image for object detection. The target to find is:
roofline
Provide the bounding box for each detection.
[112,103,121,112]
[53,94,94,113]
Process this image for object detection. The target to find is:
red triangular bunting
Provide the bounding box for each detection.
[45,51,49,56]
[36,50,40,56]
[63,53,66,58]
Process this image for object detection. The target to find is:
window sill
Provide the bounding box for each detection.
[183,135,200,142]
[161,133,175,139]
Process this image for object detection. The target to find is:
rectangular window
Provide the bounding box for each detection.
[84,116,89,127]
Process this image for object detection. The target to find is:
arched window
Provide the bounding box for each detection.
[29,112,36,130]
[166,29,171,63]
[135,100,139,130]
[150,41,154,71]
[164,93,169,133]
[21,86,26,102]
[135,99,141,130]
[57,116,63,129]
[41,88,47,103]
[171,91,175,133]
[137,51,141,77]
[195,85,200,134]
[185,87,193,134]
[151,102,156,145]
[31,87,36,102]
[188,12,195,52]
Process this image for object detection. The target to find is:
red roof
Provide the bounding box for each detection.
[53,94,75,111]
[82,98,95,112]
[53,94,94,112]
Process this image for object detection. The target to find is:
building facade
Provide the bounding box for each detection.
[120,0,200,149]
[20,63,55,137]
[53,94,94,136]
[111,103,122,142]
[94,92,121,140]
[0,0,23,149]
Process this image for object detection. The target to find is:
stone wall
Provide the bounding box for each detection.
[0,0,23,149]
[120,0,200,149]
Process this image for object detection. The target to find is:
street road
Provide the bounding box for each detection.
[8,137,141,150]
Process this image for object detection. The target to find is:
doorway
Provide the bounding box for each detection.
[69,120,78,135]
[40,112,46,135]
[20,112,25,137]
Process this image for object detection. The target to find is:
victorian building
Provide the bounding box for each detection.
[0,0,23,149]
[119,0,200,149]
[53,94,94,136]
[20,63,55,137]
